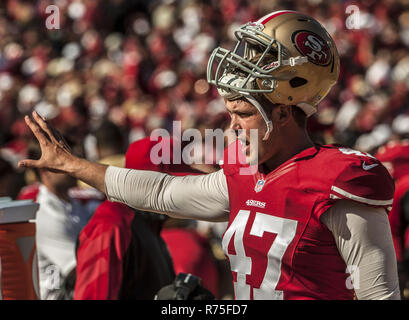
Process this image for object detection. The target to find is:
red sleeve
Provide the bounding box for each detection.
[314,150,395,219]
[73,206,133,300]
[330,159,395,209]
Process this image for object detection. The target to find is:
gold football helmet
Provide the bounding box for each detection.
[207,10,340,139]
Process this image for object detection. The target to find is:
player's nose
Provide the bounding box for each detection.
[229,114,242,131]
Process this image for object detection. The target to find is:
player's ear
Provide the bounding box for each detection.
[273,105,292,127]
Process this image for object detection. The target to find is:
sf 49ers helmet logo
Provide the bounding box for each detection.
[292,30,331,66]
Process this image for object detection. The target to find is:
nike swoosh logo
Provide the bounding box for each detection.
[362,162,379,170]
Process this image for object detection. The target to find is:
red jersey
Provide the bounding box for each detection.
[161,228,220,298]
[220,143,394,300]
[74,201,134,300]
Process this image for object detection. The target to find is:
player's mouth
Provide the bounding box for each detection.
[240,137,251,155]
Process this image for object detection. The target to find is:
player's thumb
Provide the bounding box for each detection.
[18,159,42,169]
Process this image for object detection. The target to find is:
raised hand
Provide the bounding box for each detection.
[18,111,75,173]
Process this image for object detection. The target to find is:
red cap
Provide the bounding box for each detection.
[125,136,201,176]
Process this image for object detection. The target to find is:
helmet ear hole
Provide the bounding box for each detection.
[289,77,308,88]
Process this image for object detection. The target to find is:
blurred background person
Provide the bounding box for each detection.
[73,137,176,300]
[77,119,126,189]
[0,154,25,199]
[94,119,127,167]
[17,143,96,299]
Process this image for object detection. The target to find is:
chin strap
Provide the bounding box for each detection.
[241,93,273,141]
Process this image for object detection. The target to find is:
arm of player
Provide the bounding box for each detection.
[18,111,230,222]
[321,200,401,300]
[18,112,108,193]
[105,166,230,222]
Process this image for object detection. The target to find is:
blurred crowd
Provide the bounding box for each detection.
[1,0,409,299]
[1,0,409,168]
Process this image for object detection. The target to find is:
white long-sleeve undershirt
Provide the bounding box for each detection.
[105,166,230,222]
[104,166,401,300]
[321,200,401,300]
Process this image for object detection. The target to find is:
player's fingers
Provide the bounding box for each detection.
[18,159,42,169]
[24,115,50,146]
[32,111,72,152]
[32,111,60,145]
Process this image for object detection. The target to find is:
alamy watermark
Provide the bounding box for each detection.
[45,4,361,31]
[45,5,60,30]
[345,5,360,30]
[346,265,360,290]
[44,264,61,291]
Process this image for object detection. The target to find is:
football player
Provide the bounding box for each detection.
[19,11,400,299]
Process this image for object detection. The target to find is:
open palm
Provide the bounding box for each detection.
[18,111,74,173]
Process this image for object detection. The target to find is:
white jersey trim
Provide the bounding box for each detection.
[330,186,393,206]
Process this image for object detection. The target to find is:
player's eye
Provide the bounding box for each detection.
[237,112,252,118]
